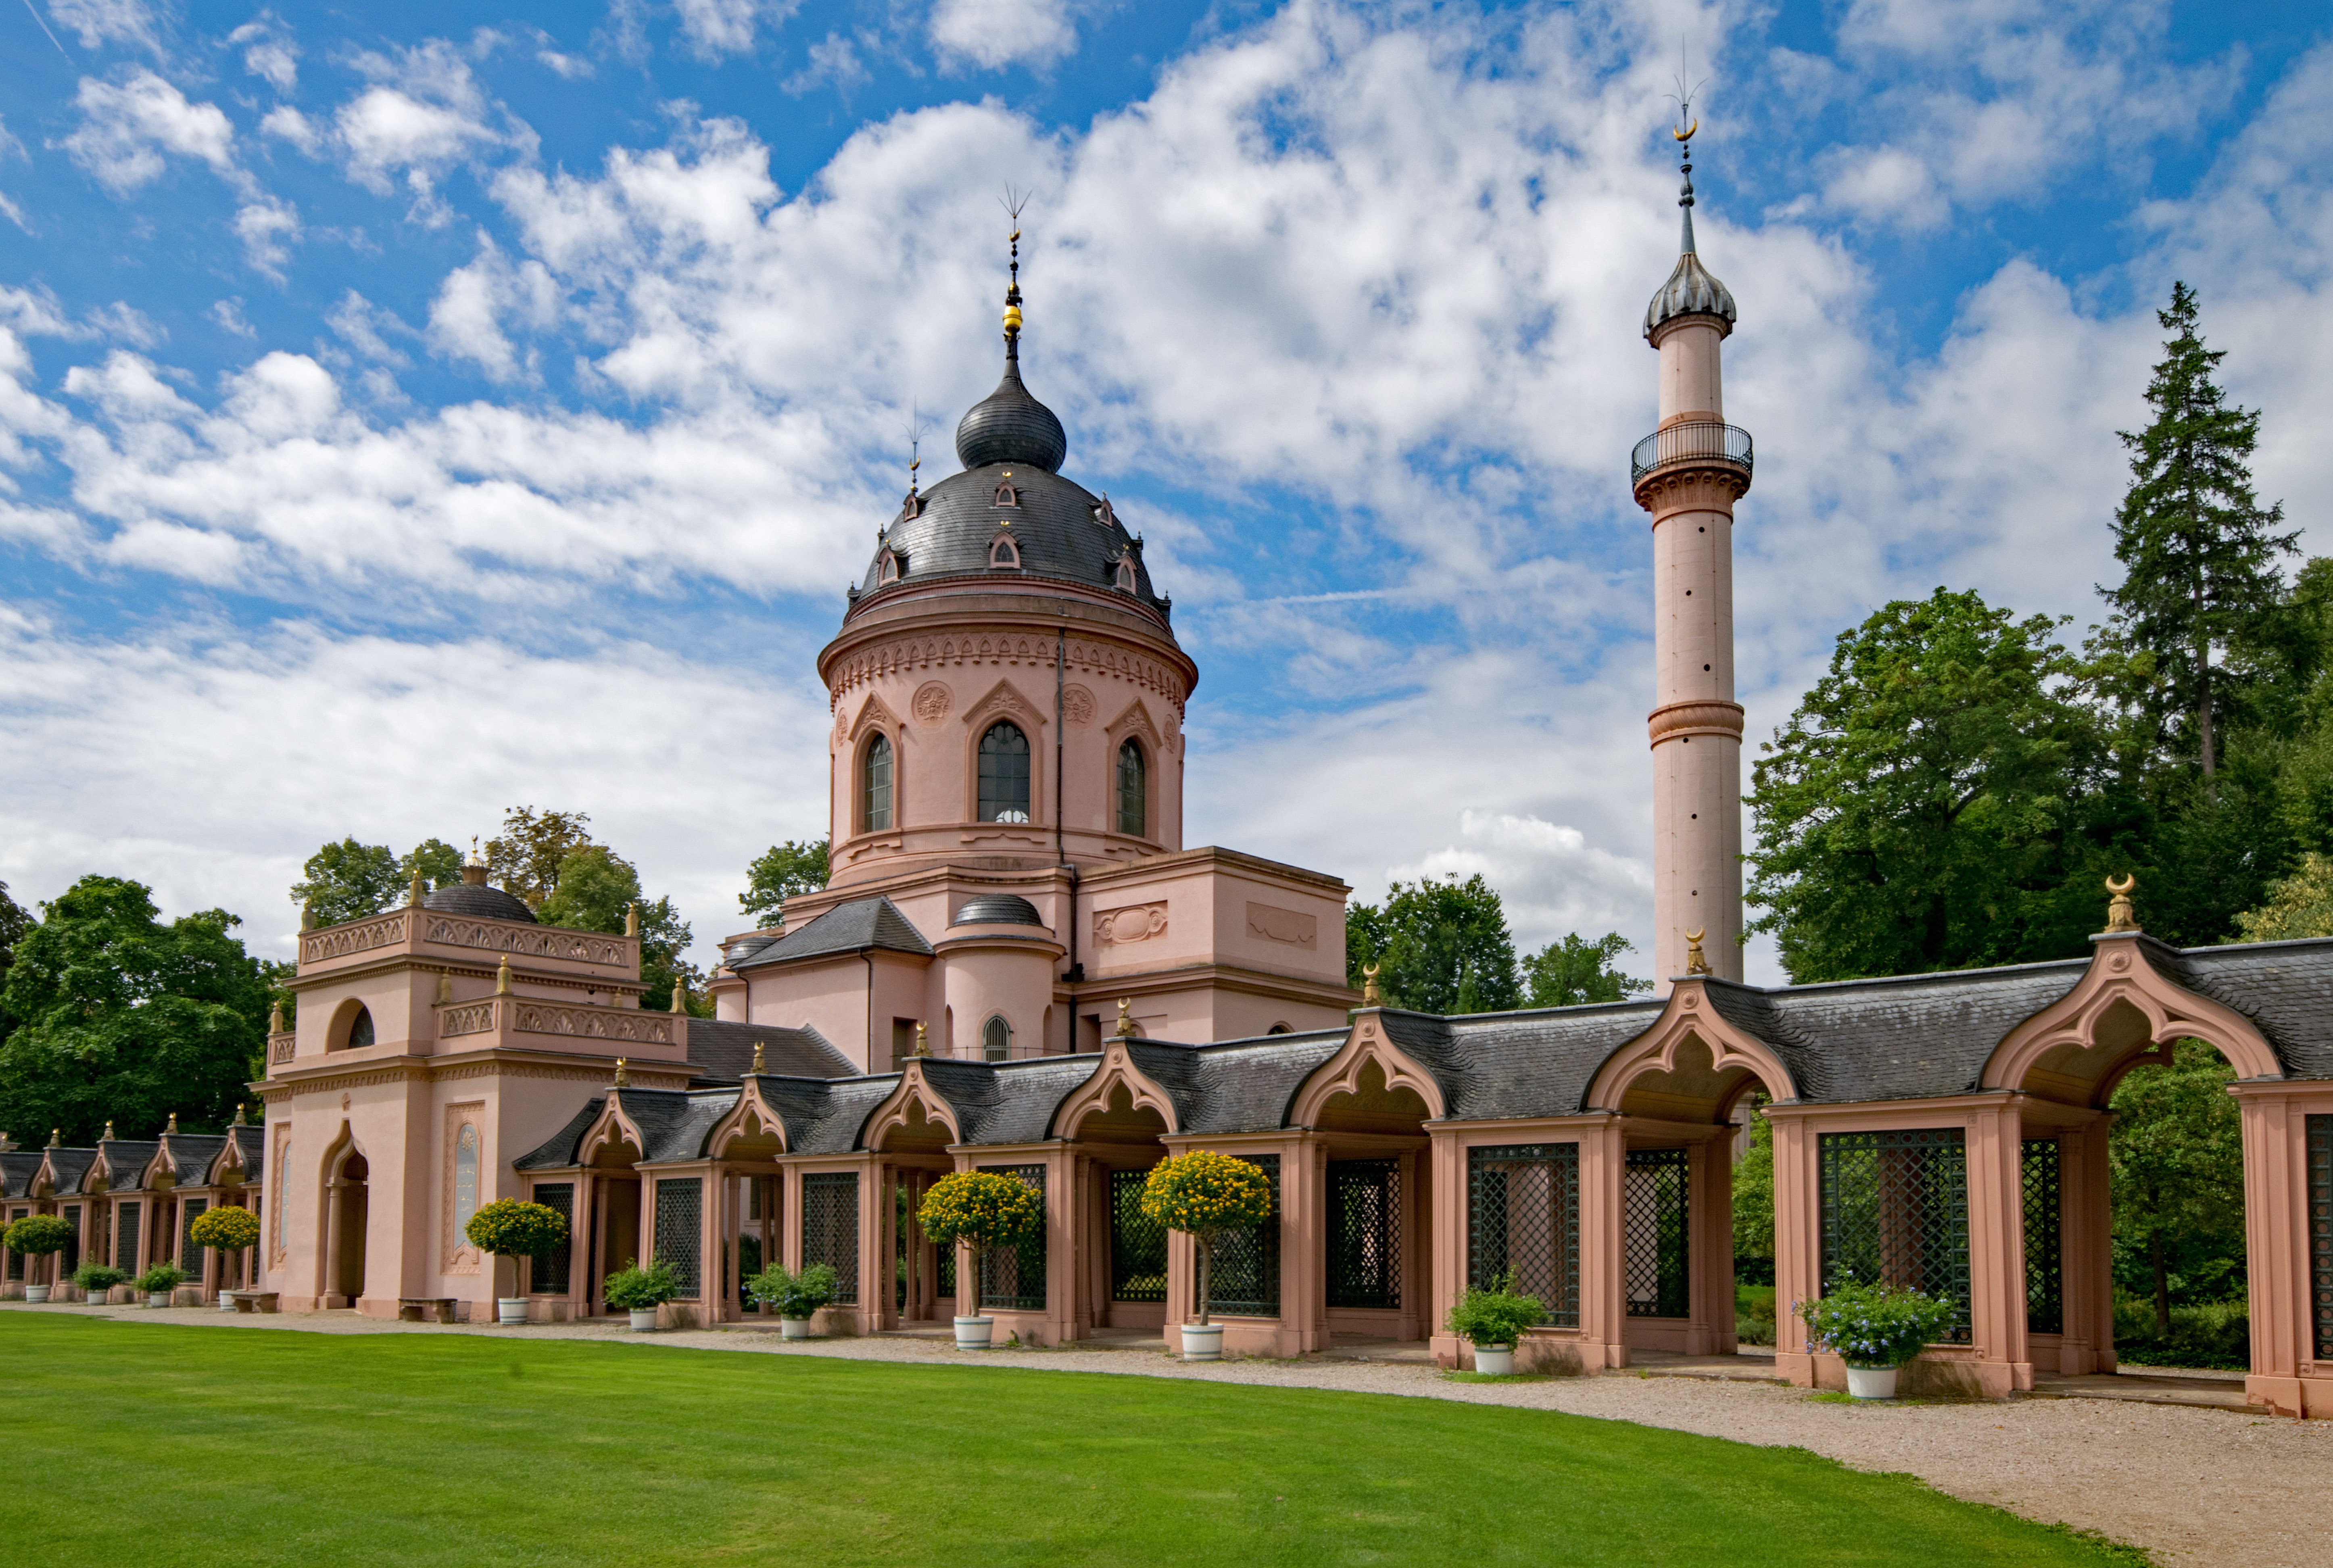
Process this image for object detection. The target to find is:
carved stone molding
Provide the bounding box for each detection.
[1647,700,1746,746]
[1244,902,1319,950]
[301,912,407,964]
[424,917,629,966]
[269,1032,296,1065]
[1093,902,1169,946]
[827,631,1188,712]
[1062,683,1095,725]
[513,1004,676,1045]
[440,1002,498,1038]
[441,1103,484,1274]
[1634,468,1749,517]
[912,681,954,724]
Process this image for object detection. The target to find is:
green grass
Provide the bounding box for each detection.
[0,1315,2145,1567]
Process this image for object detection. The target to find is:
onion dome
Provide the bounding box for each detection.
[422,859,536,923]
[1644,127,1736,339]
[954,361,1067,473]
[951,893,1045,927]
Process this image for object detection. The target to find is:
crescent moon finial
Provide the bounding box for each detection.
[1673,118,1697,142]
[2106,874,2133,895]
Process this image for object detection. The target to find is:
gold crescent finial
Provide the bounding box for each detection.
[613,1057,628,1088]
[1673,118,1697,142]
[2104,874,2140,934]
[1361,962,1382,1008]
[1685,928,1710,976]
[1114,997,1136,1038]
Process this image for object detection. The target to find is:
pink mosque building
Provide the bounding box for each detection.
[7,133,2333,1418]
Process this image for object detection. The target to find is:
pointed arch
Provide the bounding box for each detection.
[860,1062,966,1153]
[1584,982,1797,1118]
[575,1098,649,1169]
[706,1084,791,1160]
[848,691,903,744]
[1288,1018,1448,1126]
[1981,936,2282,1103]
[1050,1040,1183,1141]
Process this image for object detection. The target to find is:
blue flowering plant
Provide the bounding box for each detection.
[1794,1276,1959,1369]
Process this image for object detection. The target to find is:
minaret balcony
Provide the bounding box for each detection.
[1630,419,1754,490]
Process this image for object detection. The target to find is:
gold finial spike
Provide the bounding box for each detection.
[624,901,640,938]
[165,1112,179,1135]
[1114,997,1136,1039]
[613,1057,628,1089]
[407,869,425,908]
[913,1022,930,1057]
[436,971,453,1005]
[671,977,688,1013]
[299,901,315,932]
[2105,874,2140,934]
[102,1120,115,1143]
[1685,928,1710,976]
[268,1001,286,1035]
[232,1103,246,1127]
[495,955,512,996]
[1361,962,1382,1008]
[49,1127,61,1147]
[751,1039,766,1075]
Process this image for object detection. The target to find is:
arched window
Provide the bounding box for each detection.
[978,721,1031,823]
[988,533,1020,569]
[344,1005,374,1050]
[981,1015,1012,1062]
[879,548,902,584]
[1113,558,1136,592]
[1116,737,1146,836]
[861,733,893,832]
[453,1124,479,1243]
[994,482,1019,508]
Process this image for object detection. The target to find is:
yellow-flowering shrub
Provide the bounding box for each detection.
[1139,1152,1273,1327]
[917,1171,1042,1256]
[188,1205,261,1255]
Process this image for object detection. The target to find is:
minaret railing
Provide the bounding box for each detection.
[1630,419,1754,486]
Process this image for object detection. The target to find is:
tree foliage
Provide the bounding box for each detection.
[740,839,829,923]
[2108,1040,2245,1330]
[2232,851,2333,941]
[1521,932,1649,1007]
[290,836,467,927]
[1346,874,1521,1013]
[485,807,596,907]
[536,847,705,1015]
[0,876,270,1146]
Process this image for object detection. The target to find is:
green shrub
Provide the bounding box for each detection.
[72,1262,127,1293]
[3,1214,73,1257]
[1444,1272,1546,1348]
[189,1206,262,1255]
[1795,1277,1957,1368]
[132,1261,187,1294]
[465,1199,570,1261]
[1735,1283,1777,1346]
[2113,1295,2248,1370]
[746,1262,838,1319]
[602,1257,681,1310]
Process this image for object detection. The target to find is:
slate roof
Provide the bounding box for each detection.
[513,1100,606,1172]
[225,1124,265,1182]
[1178,1033,1345,1134]
[1433,1001,1670,1118]
[423,882,537,922]
[733,897,932,969]
[0,1152,40,1199]
[162,1133,229,1181]
[954,357,1067,473]
[687,1019,856,1084]
[952,893,1045,927]
[97,1140,159,1187]
[2162,938,2333,1079]
[45,1148,96,1194]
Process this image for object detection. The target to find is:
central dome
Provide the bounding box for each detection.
[954,359,1067,473]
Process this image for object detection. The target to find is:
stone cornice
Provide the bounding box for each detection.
[1647,700,1745,745]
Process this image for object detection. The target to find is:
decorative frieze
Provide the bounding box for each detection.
[828,632,1187,713]
[1245,903,1319,949]
[440,1003,498,1038]
[424,917,630,966]
[300,912,407,963]
[513,1004,676,1045]
[1094,903,1169,946]
[269,1032,296,1065]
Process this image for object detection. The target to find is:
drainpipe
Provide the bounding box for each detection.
[1056,624,1085,1037]
[863,950,876,1070]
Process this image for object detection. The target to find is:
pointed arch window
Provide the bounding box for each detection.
[1113,558,1136,592]
[1116,737,1147,836]
[994,482,1020,508]
[879,548,903,584]
[978,721,1031,823]
[989,533,1021,569]
[861,732,894,833]
[982,1015,1012,1062]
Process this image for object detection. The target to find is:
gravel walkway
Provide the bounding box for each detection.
[14,1303,2328,1567]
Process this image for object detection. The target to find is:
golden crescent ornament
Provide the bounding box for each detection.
[1673,118,1697,142]
[2106,874,2134,895]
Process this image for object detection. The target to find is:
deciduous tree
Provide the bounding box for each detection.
[537,847,705,1015]
[740,839,829,923]
[1346,874,1520,1014]
[1520,932,1649,1007]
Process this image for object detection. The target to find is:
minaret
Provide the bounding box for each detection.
[1633,110,1749,988]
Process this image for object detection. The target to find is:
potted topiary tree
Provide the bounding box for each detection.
[1444,1271,1546,1376]
[72,1261,127,1305]
[916,1170,1044,1349]
[188,1205,263,1311]
[133,1260,187,1308]
[4,1214,74,1303]
[745,1261,839,1339]
[1794,1276,1960,1399]
[464,1198,572,1325]
[1139,1151,1276,1362]
[602,1257,681,1332]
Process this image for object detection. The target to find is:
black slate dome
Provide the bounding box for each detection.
[423,882,538,923]
[954,360,1067,473]
[951,893,1045,927]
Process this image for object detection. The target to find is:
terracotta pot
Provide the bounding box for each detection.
[25,1284,49,1304]
[1845,1364,1900,1399]
[628,1308,659,1332]
[779,1316,812,1340]
[1180,1323,1224,1362]
[497,1297,528,1326]
[1471,1344,1515,1376]
[953,1314,995,1349]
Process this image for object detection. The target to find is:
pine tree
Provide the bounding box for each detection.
[2103,281,2296,779]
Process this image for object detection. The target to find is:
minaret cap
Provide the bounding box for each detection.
[1644,114,1736,340]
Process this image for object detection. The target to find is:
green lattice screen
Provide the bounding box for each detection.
[2021,1138,2062,1336]
[1467,1143,1579,1328]
[1819,1128,1972,1344]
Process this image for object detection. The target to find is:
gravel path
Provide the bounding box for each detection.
[15,1303,2328,1567]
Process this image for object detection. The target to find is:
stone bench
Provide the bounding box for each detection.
[398,1297,459,1324]
[223,1291,280,1314]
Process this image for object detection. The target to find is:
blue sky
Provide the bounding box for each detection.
[1,0,2328,984]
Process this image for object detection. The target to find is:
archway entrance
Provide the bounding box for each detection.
[1068,1083,1170,1335]
[330,1151,368,1306]
[1313,1059,1431,1343]
[586,1133,643,1318]
[874,1102,954,1327]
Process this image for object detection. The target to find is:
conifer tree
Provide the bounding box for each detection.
[2102,281,2296,778]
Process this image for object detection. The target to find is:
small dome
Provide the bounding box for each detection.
[951,893,1045,927]
[955,360,1067,473]
[1645,250,1736,340]
[422,882,538,923]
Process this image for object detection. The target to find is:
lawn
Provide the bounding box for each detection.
[0,1315,2136,1567]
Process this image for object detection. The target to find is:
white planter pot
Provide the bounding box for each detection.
[953,1314,995,1350]
[25,1284,49,1304]
[218,1296,238,1312]
[497,1297,528,1326]
[628,1308,659,1332]
[1845,1364,1900,1399]
[1471,1344,1515,1376]
[779,1317,812,1340]
[146,1292,171,1309]
[1180,1323,1225,1362]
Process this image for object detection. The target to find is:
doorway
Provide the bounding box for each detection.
[333,1153,369,1303]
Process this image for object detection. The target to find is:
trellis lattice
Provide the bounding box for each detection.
[179,1198,209,1277]
[1467,1144,1580,1328]
[977,1164,1047,1312]
[2308,1115,2331,1361]
[2021,1139,2063,1336]
[1109,1167,1166,1303]
[801,1173,860,1304]
[1327,1159,1401,1310]
[1207,1154,1280,1318]
[1623,1149,1690,1318]
[113,1201,140,1277]
[530,1183,574,1295]
[654,1178,703,1299]
[1819,1128,1972,1344]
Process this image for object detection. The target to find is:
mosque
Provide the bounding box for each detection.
[6,131,2332,1418]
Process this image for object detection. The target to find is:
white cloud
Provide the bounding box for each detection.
[62,70,237,194]
[426,235,560,379]
[208,298,257,338]
[47,0,158,53]
[671,0,799,60]
[233,196,300,276]
[785,32,869,95]
[323,289,411,365]
[229,15,299,92]
[325,38,533,222]
[259,104,320,153]
[929,0,1079,70]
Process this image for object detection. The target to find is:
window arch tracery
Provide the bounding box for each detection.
[982,1015,1012,1062]
[978,721,1032,823]
[861,732,894,833]
[1116,737,1147,836]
